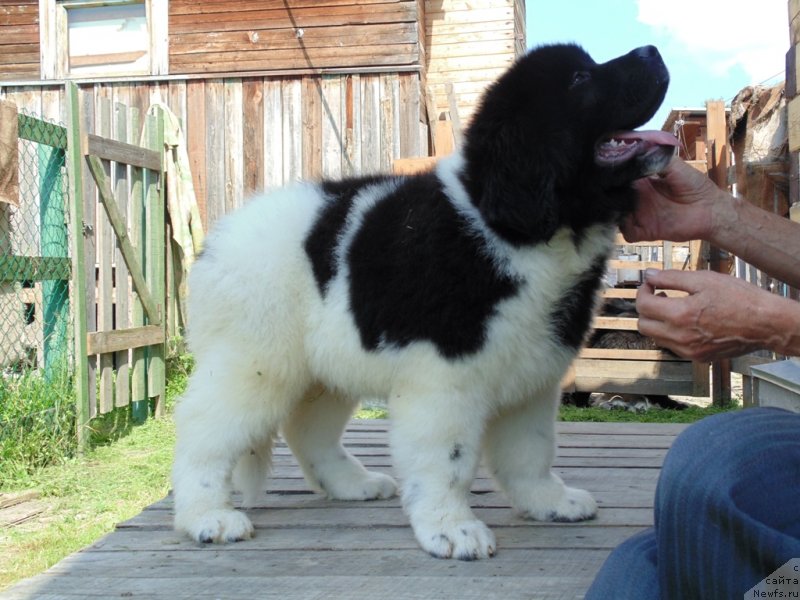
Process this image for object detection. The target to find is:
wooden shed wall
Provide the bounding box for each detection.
[169,0,424,75]
[0,72,425,230]
[425,0,525,125]
[0,1,39,81]
[0,0,424,82]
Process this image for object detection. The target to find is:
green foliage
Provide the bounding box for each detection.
[355,405,389,420]
[164,348,194,409]
[0,340,195,489]
[0,367,77,487]
[559,402,739,423]
[352,399,739,424]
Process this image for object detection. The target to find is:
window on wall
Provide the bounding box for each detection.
[66,1,149,75]
[40,0,167,78]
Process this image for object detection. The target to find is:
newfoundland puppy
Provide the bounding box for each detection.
[172,44,676,560]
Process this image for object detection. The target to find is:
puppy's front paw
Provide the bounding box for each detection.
[178,508,254,544]
[522,486,598,523]
[414,518,496,560]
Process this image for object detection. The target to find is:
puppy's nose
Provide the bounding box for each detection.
[632,45,660,60]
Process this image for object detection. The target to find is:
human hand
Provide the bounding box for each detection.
[636,269,797,361]
[621,158,724,243]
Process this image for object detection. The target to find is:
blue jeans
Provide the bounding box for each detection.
[585,408,800,600]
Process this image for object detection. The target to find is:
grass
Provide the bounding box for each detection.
[0,355,190,591]
[559,402,739,423]
[0,366,77,487]
[0,415,175,590]
[355,405,390,420]
[0,350,736,591]
[356,400,740,423]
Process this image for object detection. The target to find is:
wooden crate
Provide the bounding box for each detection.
[565,235,711,398]
[570,349,709,397]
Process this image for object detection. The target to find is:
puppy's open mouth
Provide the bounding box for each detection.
[595,130,679,169]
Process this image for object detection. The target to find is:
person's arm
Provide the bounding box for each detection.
[709,195,800,289]
[623,158,800,361]
[637,269,800,361]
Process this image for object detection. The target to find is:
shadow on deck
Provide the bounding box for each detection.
[1,420,687,600]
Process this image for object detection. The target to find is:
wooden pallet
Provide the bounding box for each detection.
[0,420,687,600]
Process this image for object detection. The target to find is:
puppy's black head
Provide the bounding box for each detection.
[462,43,676,245]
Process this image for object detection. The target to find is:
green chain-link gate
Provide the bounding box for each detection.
[0,112,71,379]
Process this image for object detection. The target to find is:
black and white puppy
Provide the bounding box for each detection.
[172,44,676,560]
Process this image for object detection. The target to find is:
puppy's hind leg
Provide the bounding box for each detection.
[232,432,275,507]
[172,362,296,544]
[282,388,397,501]
[483,385,597,523]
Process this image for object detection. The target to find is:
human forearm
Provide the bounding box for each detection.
[758,291,800,357]
[711,196,800,289]
[637,270,800,361]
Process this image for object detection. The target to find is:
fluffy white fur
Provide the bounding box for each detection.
[172,153,607,559]
[172,41,674,560]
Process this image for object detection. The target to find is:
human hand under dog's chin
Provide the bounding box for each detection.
[635,269,800,362]
[621,157,722,244]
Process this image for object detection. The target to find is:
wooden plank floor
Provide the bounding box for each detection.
[2,420,687,600]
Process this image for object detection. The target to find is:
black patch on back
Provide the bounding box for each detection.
[550,256,608,349]
[305,176,388,294]
[346,173,519,359]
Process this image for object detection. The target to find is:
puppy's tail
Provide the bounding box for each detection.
[232,435,274,508]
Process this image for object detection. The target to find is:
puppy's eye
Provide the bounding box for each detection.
[570,71,591,88]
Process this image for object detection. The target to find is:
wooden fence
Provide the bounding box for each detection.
[0,86,166,446]
[0,71,426,233]
[65,83,166,445]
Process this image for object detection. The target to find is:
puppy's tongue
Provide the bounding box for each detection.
[595,130,679,167]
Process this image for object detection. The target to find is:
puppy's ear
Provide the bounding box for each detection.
[478,150,560,244]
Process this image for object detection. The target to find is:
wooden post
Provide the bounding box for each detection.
[96,97,114,414]
[129,108,148,423]
[424,85,439,156]
[706,99,732,405]
[114,102,131,409]
[445,82,463,148]
[65,83,90,450]
[789,2,800,302]
[146,107,166,419]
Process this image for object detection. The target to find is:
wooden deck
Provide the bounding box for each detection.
[2,420,687,600]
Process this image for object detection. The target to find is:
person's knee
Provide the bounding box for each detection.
[657,408,800,508]
[659,411,736,481]
[585,529,659,600]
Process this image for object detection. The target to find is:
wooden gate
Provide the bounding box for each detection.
[65,83,166,447]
